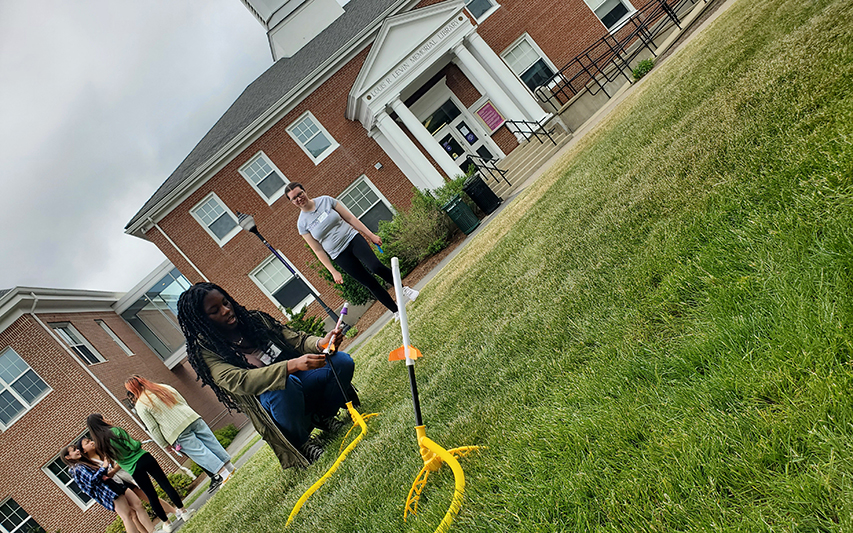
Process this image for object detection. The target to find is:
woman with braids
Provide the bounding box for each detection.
[176,282,355,467]
[86,414,192,532]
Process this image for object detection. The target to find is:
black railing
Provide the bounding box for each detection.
[534,0,703,110]
[469,157,511,187]
[504,118,560,146]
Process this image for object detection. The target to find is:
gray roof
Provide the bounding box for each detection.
[127,0,405,229]
[0,289,9,300]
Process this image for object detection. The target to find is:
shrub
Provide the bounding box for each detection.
[633,58,654,80]
[282,305,326,336]
[309,254,378,306]
[213,424,239,449]
[345,326,359,338]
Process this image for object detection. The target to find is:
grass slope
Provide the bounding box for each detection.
[181,0,852,529]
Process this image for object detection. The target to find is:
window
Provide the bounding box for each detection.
[502,35,556,92]
[338,176,394,233]
[120,267,190,362]
[0,348,50,430]
[0,499,45,533]
[465,0,498,21]
[50,324,105,365]
[43,436,95,510]
[585,0,634,29]
[250,255,314,314]
[239,152,289,204]
[95,320,134,356]
[287,112,338,164]
[191,193,240,245]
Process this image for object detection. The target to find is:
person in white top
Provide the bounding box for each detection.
[285,182,418,318]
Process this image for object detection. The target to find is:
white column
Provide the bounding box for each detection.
[466,32,549,122]
[389,97,462,180]
[373,110,445,190]
[451,41,524,123]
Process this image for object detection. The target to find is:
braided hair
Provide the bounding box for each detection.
[177,282,300,411]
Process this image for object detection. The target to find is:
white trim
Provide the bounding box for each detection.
[95,319,134,356]
[500,33,558,94]
[238,151,290,205]
[464,0,499,22]
[190,192,241,246]
[337,175,396,220]
[286,111,339,165]
[0,498,46,533]
[0,346,52,432]
[49,323,106,365]
[249,253,316,316]
[584,0,637,32]
[42,433,98,511]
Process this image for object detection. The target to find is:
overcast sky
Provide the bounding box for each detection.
[0,0,272,292]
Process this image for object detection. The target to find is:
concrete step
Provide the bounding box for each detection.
[485,125,571,198]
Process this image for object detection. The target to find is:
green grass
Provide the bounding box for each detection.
[179,0,853,530]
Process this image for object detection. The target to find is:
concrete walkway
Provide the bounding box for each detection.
[172,0,739,524]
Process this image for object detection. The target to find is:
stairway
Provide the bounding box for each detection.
[483,119,572,199]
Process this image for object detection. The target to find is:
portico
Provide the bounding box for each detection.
[348,0,549,191]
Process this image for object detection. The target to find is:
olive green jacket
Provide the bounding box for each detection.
[199,315,323,469]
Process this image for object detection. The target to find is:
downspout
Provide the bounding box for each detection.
[29,295,187,472]
[147,217,209,282]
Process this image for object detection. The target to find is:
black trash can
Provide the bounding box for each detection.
[442,194,480,235]
[462,173,502,215]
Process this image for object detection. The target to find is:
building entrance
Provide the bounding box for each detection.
[423,98,496,176]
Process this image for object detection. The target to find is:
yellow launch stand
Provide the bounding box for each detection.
[286,304,378,527]
[391,258,480,533]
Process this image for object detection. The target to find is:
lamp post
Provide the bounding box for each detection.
[236,212,343,327]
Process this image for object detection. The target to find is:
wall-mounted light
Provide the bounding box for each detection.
[374,162,383,170]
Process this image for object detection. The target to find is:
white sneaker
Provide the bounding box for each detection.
[161,522,173,533]
[403,286,419,302]
[177,508,194,521]
[392,311,400,322]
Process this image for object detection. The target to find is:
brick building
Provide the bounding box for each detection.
[0,262,244,533]
[124,0,636,321]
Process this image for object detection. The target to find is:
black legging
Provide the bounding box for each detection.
[130,452,183,521]
[334,236,398,313]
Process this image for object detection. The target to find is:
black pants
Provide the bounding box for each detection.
[130,451,183,521]
[335,236,398,312]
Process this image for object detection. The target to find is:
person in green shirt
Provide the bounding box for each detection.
[87,414,192,532]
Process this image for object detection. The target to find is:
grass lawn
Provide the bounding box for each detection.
[180,0,853,530]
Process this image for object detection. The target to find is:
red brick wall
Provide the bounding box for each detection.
[0,315,180,533]
[38,311,245,433]
[146,0,613,321]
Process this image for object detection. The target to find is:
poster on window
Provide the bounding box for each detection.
[475,101,505,132]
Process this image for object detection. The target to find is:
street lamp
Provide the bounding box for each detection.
[236,211,343,328]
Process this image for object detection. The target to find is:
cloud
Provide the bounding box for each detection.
[0,0,271,291]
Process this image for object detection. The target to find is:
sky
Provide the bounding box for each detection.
[0,0,272,292]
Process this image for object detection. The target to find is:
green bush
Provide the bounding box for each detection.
[632,58,654,80]
[309,254,378,306]
[213,424,239,449]
[282,305,326,336]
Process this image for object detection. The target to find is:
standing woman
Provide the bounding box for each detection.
[62,444,155,533]
[285,182,418,318]
[86,414,191,532]
[176,282,354,468]
[125,376,235,487]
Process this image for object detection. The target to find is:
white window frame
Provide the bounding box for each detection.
[287,111,339,165]
[464,0,499,22]
[501,33,559,94]
[337,175,395,223]
[239,151,290,205]
[0,498,44,533]
[249,253,317,317]
[95,320,134,356]
[42,433,97,511]
[50,323,106,365]
[0,347,51,431]
[584,0,636,31]
[190,192,241,246]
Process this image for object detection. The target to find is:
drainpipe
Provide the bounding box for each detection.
[147,217,209,282]
[29,295,188,473]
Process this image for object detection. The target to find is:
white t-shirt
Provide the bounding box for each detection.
[297,195,358,259]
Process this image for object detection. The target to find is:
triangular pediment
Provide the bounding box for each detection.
[350,0,467,101]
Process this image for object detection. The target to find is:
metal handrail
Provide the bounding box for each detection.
[504,119,559,146]
[469,157,511,187]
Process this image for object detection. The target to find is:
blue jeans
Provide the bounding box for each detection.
[258,351,354,447]
[174,418,231,474]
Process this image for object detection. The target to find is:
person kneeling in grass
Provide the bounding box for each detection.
[176,282,355,468]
